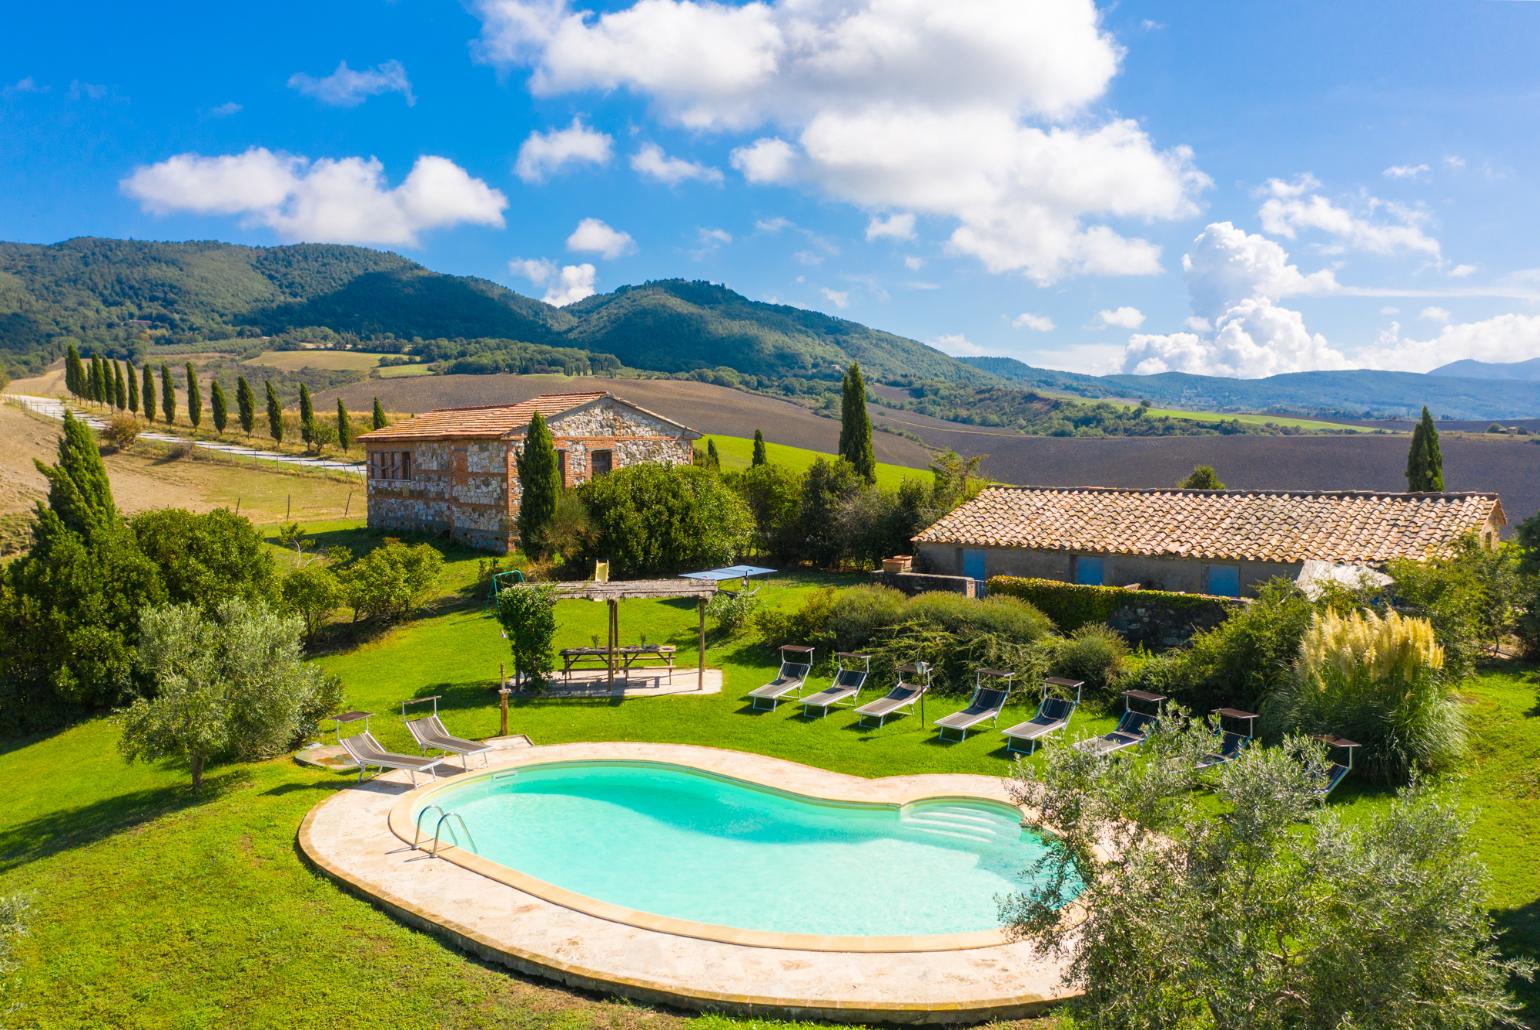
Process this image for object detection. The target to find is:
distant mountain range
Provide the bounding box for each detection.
[1,237,1535,422]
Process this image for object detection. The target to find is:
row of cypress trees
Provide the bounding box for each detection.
[62,343,387,447]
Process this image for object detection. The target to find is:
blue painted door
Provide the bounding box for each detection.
[962,549,987,586]
[1074,556,1105,585]
[1206,564,1241,597]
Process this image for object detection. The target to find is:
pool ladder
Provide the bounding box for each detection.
[412,804,478,858]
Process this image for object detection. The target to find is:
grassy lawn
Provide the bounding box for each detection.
[245,350,394,373]
[2,525,1536,1026]
[375,362,434,378]
[701,433,927,491]
[1133,406,1376,433]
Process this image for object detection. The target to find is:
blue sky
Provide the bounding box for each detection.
[3,0,1539,377]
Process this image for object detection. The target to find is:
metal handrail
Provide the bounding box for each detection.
[412,804,447,851]
[430,812,477,857]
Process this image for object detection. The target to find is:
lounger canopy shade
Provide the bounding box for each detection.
[855,661,932,727]
[334,711,447,786]
[1197,707,1259,769]
[401,696,494,771]
[1074,689,1167,757]
[680,564,776,582]
[745,645,815,710]
[1002,677,1084,754]
[800,652,871,718]
[934,669,1013,741]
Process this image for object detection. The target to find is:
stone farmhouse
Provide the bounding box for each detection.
[359,392,698,553]
[913,486,1505,597]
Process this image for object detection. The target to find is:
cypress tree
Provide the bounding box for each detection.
[126,359,139,413]
[705,438,722,470]
[141,365,157,422]
[112,361,127,409]
[265,380,283,443]
[87,355,102,403]
[211,380,228,433]
[752,429,768,466]
[159,363,176,425]
[298,383,315,445]
[838,362,876,484]
[236,376,255,436]
[336,398,352,451]
[65,343,84,398]
[372,397,386,431]
[1406,406,1445,492]
[185,363,202,428]
[37,411,118,537]
[515,412,561,558]
[97,355,110,404]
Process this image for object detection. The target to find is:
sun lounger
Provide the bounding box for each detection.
[1075,690,1166,757]
[934,669,1013,741]
[402,696,494,771]
[1313,735,1359,798]
[335,712,446,786]
[1197,707,1258,769]
[855,662,932,727]
[1002,677,1083,754]
[746,645,814,710]
[800,653,871,718]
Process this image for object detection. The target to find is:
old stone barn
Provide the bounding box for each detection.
[359,392,698,552]
[914,486,1505,597]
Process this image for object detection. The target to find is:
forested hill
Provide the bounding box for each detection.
[0,237,970,385]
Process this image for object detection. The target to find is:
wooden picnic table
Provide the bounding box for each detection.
[560,644,677,682]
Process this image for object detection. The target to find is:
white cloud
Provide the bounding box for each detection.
[698,226,732,245]
[866,212,915,242]
[1449,263,1477,279]
[821,288,849,309]
[1182,221,1337,322]
[288,60,414,107]
[1444,155,1466,170]
[1379,306,1400,316]
[121,148,506,245]
[544,263,597,305]
[1420,305,1451,323]
[1094,306,1144,329]
[565,217,634,258]
[1382,163,1429,180]
[903,255,924,271]
[731,137,797,183]
[929,332,986,357]
[1360,314,1540,372]
[474,0,1207,284]
[68,80,107,101]
[1183,315,1211,332]
[515,118,612,182]
[208,101,242,118]
[3,76,48,96]
[510,257,558,285]
[631,142,723,185]
[754,216,792,233]
[1258,174,1439,258]
[1012,312,1055,332]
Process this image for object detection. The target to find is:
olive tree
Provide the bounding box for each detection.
[1002,719,1530,1028]
[118,599,340,790]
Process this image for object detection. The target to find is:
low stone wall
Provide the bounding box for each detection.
[871,570,981,598]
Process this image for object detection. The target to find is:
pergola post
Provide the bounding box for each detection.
[697,597,707,689]
[607,598,617,691]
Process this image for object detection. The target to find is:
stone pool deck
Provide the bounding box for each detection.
[298,741,1077,1023]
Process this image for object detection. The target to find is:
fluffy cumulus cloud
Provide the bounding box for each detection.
[1094,305,1144,328]
[473,0,1208,284]
[630,143,723,185]
[121,148,506,246]
[821,287,850,309]
[515,118,612,182]
[1013,312,1055,332]
[1258,175,1440,258]
[565,216,634,258]
[929,332,986,356]
[1360,314,1540,372]
[511,255,597,306]
[865,212,916,242]
[288,60,414,107]
[1420,305,1451,323]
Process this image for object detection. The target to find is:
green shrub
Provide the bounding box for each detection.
[731,463,803,561]
[575,463,752,577]
[825,584,908,651]
[496,583,557,689]
[753,587,839,654]
[1047,624,1129,701]
[706,586,762,635]
[339,540,444,623]
[1264,608,1462,782]
[132,508,278,609]
[905,591,1052,642]
[280,564,343,644]
[1385,534,1521,676]
[988,574,1241,633]
[866,624,1053,697]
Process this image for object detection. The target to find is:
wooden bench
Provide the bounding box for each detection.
[560,644,677,682]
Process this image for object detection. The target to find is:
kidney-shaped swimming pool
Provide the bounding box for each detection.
[412,759,1079,940]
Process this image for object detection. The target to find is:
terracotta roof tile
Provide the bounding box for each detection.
[358,392,611,442]
[913,486,1504,565]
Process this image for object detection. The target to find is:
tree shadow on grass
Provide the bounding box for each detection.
[0,768,250,873]
[1493,897,1540,1024]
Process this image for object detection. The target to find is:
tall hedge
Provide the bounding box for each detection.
[987,575,1243,633]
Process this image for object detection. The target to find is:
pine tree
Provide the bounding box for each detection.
[112,361,127,409]
[159,363,176,425]
[210,380,228,433]
[372,397,386,431]
[265,380,283,443]
[752,429,768,466]
[126,359,139,413]
[65,343,84,398]
[515,412,561,558]
[36,411,118,537]
[236,376,255,436]
[185,363,202,428]
[336,398,352,451]
[838,362,876,484]
[298,384,314,445]
[1406,406,1445,492]
[141,365,157,422]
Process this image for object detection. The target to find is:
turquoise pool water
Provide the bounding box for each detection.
[420,760,1078,938]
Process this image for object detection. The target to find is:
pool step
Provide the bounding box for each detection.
[901,806,1019,847]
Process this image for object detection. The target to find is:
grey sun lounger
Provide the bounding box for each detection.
[855,662,931,727]
[402,696,494,771]
[1314,735,1360,798]
[1002,677,1083,755]
[934,669,1013,741]
[801,653,871,718]
[336,711,446,786]
[1197,707,1259,770]
[1075,690,1166,757]
[746,645,814,710]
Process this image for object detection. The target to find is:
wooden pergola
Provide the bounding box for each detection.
[547,578,719,689]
